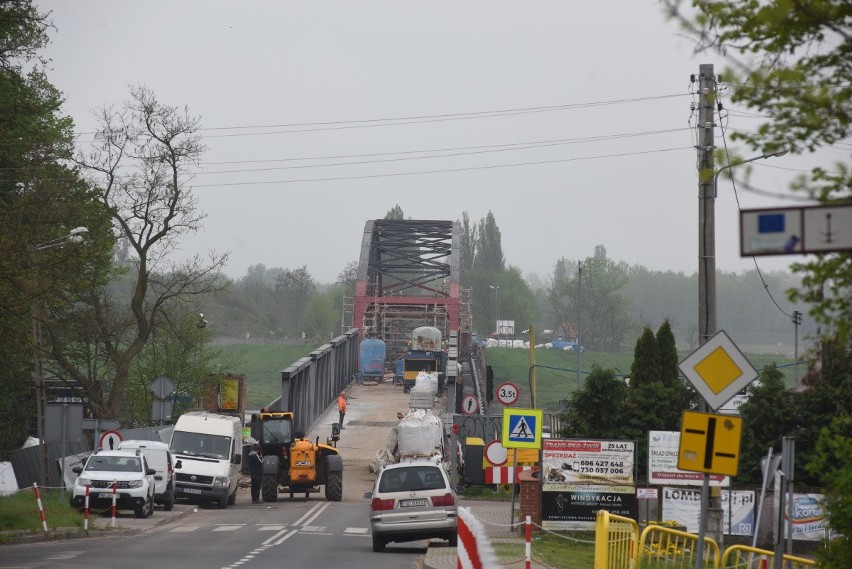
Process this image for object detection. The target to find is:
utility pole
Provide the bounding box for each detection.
[694,63,724,566]
[792,311,802,388]
[576,261,582,390]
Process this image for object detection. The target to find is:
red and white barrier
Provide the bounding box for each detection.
[111,480,117,528]
[32,483,48,532]
[83,484,90,531]
[457,507,498,569]
[484,466,534,484]
[524,516,532,569]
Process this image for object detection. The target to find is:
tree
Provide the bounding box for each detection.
[807,415,852,569]
[735,364,800,484]
[274,265,316,334]
[549,255,634,351]
[49,85,229,420]
[384,204,404,220]
[629,326,661,388]
[662,0,852,343]
[561,365,629,440]
[472,211,504,272]
[0,0,113,456]
[458,211,476,275]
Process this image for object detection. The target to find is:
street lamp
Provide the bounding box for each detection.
[30,227,88,486]
[489,285,500,346]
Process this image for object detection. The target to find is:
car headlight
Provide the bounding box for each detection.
[212,476,228,488]
[76,477,91,486]
[125,479,143,488]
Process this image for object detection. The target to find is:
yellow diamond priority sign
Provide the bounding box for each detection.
[678,330,757,411]
[678,411,743,477]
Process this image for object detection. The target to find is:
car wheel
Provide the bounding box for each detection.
[262,475,278,502]
[163,494,174,511]
[217,495,228,509]
[372,535,385,552]
[228,489,236,505]
[135,496,152,518]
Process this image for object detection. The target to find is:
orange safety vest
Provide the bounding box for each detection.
[338,395,347,413]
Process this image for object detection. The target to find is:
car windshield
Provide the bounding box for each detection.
[85,456,142,472]
[262,419,292,445]
[379,466,446,492]
[170,431,231,459]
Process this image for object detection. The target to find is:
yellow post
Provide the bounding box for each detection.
[528,325,537,408]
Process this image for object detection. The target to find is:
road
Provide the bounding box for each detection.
[1,380,448,569]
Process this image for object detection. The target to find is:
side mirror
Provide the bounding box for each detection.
[72,465,83,474]
[363,491,373,499]
[146,468,156,475]
[232,454,242,465]
[174,460,182,469]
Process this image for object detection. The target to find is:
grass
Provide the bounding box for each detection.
[484,347,800,413]
[0,488,82,539]
[213,342,321,409]
[492,530,596,569]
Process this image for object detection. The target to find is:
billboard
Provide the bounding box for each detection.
[662,487,755,535]
[648,430,729,486]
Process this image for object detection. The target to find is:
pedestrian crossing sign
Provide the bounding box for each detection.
[502,408,543,449]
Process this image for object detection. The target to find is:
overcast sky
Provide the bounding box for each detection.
[37,1,834,285]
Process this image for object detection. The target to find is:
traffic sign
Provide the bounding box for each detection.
[496,382,519,405]
[461,394,479,415]
[99,429,123,451]
[741,204,852,256]
[501,408,543,450]
[484,440,508,466]
[677,411,743,477]
[678,330,757,411]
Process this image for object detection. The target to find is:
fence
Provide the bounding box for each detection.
[594,510,639,569]
[720,545,816,569]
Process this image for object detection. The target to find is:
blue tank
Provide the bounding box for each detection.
[359,338,386,378]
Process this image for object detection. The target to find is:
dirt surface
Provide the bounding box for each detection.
[305,379,448,502]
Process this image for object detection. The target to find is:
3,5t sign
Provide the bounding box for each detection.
[496,382,519,405]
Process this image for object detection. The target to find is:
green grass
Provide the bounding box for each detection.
[0,489,82,538]
[210,341,800,413]
[485,347,800,413]
[492,531,596,569]
[213,342,321,409]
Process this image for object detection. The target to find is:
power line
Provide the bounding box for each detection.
[189,146,691,187]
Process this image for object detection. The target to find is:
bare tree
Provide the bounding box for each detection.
[44,85,228,419]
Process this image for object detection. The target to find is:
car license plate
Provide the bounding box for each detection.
[399,499,427,508]
[98,493,114,499]
[184,488,202,494]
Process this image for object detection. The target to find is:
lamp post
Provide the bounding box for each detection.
[489,285,500,346]
[30,227,88,487]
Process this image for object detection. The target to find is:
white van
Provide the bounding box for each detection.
[118,440,176,511]
[169,412,243,509]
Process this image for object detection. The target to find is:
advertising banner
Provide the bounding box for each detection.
[783,493,828,541]
[542,485,637,531]
[661,487,755,535]
[648,430,729,486]
[542,438,635,488]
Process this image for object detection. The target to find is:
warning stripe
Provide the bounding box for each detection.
[484,466,534,484]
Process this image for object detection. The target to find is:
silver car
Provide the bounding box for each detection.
[367,462,458,552]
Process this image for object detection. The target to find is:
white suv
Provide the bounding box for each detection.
[71,449,159,518]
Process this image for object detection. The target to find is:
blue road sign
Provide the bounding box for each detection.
[501,408,543,449]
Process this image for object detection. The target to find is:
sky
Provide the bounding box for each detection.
[36,1,837,285]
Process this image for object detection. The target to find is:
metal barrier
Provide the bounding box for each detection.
[594,510,639,569]
[720,545,816,569]
[637,524,719,568]
[274,329,359,434]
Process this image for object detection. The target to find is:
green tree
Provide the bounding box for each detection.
[0,0,113,456]
[630,326,661,388]
[807,415,852,569]
[472,211,504,272]
[663,0,851,343]
[384,204,404,220]
[735,364,799,484]
[274,265,317,334]
[561,365,629,440]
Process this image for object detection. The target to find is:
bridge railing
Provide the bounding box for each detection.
[271,329,359,434]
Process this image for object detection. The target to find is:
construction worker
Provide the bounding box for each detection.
[337,391,347,429]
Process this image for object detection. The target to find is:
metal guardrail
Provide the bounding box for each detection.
[637,523,720,568]
[272,329,359,434]
[594,510,640,569]
[720,545,816,569]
